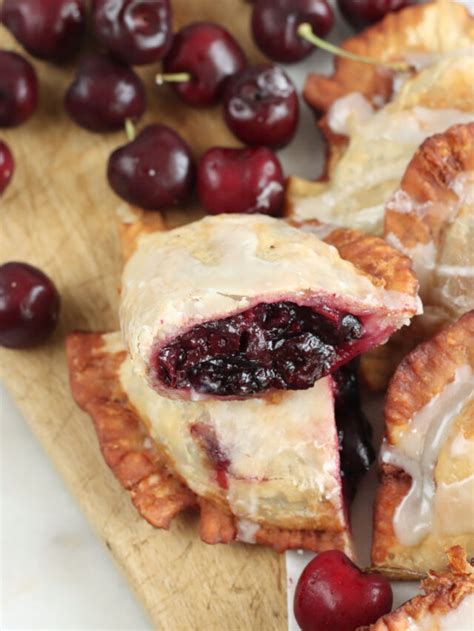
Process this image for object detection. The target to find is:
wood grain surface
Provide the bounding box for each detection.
[0,5,288,629]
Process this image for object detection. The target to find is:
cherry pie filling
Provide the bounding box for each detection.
[155,301,364,397]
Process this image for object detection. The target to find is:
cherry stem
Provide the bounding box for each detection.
[297,23,410,72]
[155,72,192,86]
[125,118,136,142]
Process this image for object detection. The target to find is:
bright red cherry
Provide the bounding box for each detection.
[0,141,14,195]
[197,147,284,216]
[0,262,60,349]
[159,22,247,107]
[64,54,146,133]
[223,64,299,149]
[2,0,86,63]
[251,0,334,63]
[0,51,38,128]
[92,0,173,66]
[294,550,393,631]
[337,0,414,29]
[107,124,195,210]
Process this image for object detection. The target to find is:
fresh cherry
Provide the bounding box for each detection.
[92,0,173,66]
[158,22,247,107]
[337,0,414,29]
[107,123,195,210]
[223,64,299,149]
[64,54,146,132]
[197,146,284,216]
[2,0,86,63]
[0,262,60,348]
[251,0,334,63]
[0,141,14,195]
[0,51,38,128]
[294,550,393,631]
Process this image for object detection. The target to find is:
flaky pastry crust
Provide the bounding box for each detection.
[66,330,354,555]
[362,547,474,630]
[371,312,474,579]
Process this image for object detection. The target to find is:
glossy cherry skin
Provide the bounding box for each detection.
[198,147,284,216]
[64,55,146,132]
[162,22,247,106]
[2,0,86,63]
[107,124,195,210]
[294,550,393,631]
[0,51,38,128]
[92,0,173,65]
[0,141,14,195]
[251,0,334,63]
[0,262,60,348]
[337,0,413,29]
[224,64,299,149]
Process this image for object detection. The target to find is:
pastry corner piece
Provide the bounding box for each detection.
[362,547,474,630]
[66,330,355,556]
[120,213,420,401]
[371,311,474,579]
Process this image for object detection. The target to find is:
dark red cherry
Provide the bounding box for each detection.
[223,64,299,149]
[0,141,14,195]
[0,51,38,128]
[64,54,146,133]
[107,124,195,210]
[337,0,413,29]
[0,262,60,348]
[159,22,247,106]
[251,0,334,63]
[197,146,284,216]
[2,0,86,63]
[294,550,393,631]
[92,0,173,65]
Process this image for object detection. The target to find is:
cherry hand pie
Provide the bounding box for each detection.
[364,547,474,630]
[120,214,420,400]
[372,311,474,579]
[285,1,474,235]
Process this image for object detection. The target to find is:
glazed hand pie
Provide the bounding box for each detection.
[372,312,474,579]
[120,214,420,400]
[365,547,474,630]
[285,1,474,235]
[67,330,376,554]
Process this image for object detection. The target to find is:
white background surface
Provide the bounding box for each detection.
[2,1,470,628]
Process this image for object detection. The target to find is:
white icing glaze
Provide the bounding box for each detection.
[236,519,260,544]
[381,365,474,546]
[408,593,474,631]
[327,92,374,136]
[435,476,474,535]
[118,350,346,530]
[120,214,418,391]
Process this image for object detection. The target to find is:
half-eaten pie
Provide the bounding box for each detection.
[372,311,474,579]
[120,214,420,401]
[365,546,474,630]
[285,0,474,235]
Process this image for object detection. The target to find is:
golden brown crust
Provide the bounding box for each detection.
[371,313,474,578]
[303,1,474,173]
[66,331,354,555]
[365,547,474,630]
[385,123,474,249]
[66,331,197,529]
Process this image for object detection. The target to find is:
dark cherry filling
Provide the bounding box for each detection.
[333,362,374,502]
[156,301,364,397]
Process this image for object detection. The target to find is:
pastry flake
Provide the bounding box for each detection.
[363,547,474,630]
[120,213,420,400]
[372,312,474,579]
[66,330,354,555]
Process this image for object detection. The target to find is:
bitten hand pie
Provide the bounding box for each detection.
[285,0,474,235]
[372,312,474,579]
[120,214,420,400]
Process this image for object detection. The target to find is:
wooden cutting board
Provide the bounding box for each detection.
[0,5,288,629]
